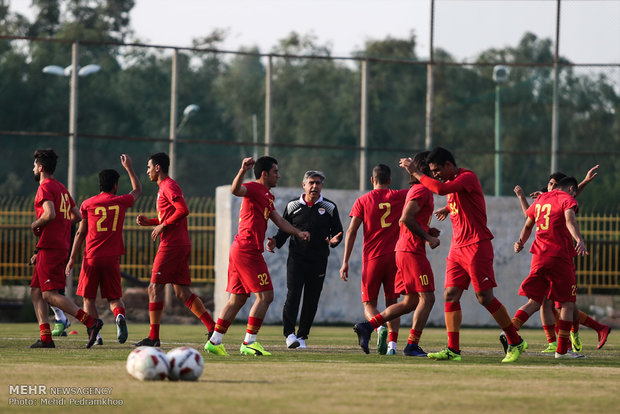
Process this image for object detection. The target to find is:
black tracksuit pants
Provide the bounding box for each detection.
[282,255,328,339]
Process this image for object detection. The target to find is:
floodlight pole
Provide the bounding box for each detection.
[265,56,272,156]
[425,0,435,150]
[169,49,179,179]
[494,83,502,196]
[359,60,369,191]
[68,42,79,200]
[550,0,561,174]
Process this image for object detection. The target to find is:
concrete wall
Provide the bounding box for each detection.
[214,185,537,330]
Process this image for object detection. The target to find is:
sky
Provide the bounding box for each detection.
[10,0,620,64]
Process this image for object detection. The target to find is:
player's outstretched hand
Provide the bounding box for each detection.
[120,153,133,169]
[266,237,276,253]
[514,240,524,253]
[574,239,589,256]
[428,227,440,238]
[434,207,449,221]
[297,231,310,242]
[513,185,525,198]
[529,190,543,199]
[339,263,349,282]
[584,165,599,183]
[427,236,440,249]
[241,157,255,172]
[65,257,75,276]
[136,215,149,226]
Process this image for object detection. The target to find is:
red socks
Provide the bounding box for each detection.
[40,323,52,343]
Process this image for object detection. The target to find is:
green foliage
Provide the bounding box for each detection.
[1,4,618,212]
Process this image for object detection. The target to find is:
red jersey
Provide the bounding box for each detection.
[34,178,75,250]
[526,190,578,259]
[395,184,434,255]
[233,181,275,252]
[80,192,135,258]
[420,168,493,247]
[350,188,407,262]
[156,177,190,247]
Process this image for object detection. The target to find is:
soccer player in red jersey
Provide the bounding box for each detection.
[205,156,310,356]
[400,147,526,363]
[340,164,408,355]
[512,177,588,359]
[351,154,440,356]
[29,149,103,349]
[512,166,610,351]
[133,152,215,347]
[65,154,141,345]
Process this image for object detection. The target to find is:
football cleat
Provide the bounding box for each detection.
[133,337,160,347]
[52,319,71,337]
[387,348,397,355]
[240,341,271,356]
[30,339,55,348]
[116,314,128,344]
[205,340,228,356]
[353,322,373,354]
[501,339,528,363]
[499,332,508,354]
[555,350,586,359]
[541,341,558,353]
[95,334,103,346]
[86,319,103,349]
[427,347,461,361]
[403,343,427,357]
[377,326,388,355]
[597,326,611,350]
[570,331,583,353]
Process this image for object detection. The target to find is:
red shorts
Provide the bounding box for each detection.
[519,254,576,303]
[227,243,273,295]
[361,253,398,302]
[77,256,122,299]
[445,239,497,292]
[31,248,68,292]
[151,245,191,285]
[395,251,435,294]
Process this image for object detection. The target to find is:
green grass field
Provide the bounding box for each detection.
[1,323,618,413]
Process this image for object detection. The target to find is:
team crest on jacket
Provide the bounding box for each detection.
[318,208,325,215]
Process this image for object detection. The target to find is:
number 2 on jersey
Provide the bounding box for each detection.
[95,205,120,232]
[379,202,392,228]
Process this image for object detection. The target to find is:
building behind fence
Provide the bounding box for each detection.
[0,195,618,292]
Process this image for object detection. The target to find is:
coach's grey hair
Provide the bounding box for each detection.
[303,170,325,183]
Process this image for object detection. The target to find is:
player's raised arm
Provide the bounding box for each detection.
[513,185,529,218]
[121,154,142,201]
[231,157,255,197]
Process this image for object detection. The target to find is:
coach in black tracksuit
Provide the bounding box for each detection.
[267,170,343,349]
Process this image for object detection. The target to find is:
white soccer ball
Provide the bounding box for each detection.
[126,346,170,381]
[166,346,204,381]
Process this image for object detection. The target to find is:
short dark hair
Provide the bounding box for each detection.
[254,156,278,179]
[149,152,170,174]
[413,151,431,175]
[372,164,391,185]
[99,169,120,192]
[549,172,567,182]
[427,147,456,167]
[557,176,578,191]
[33,149,58,174]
